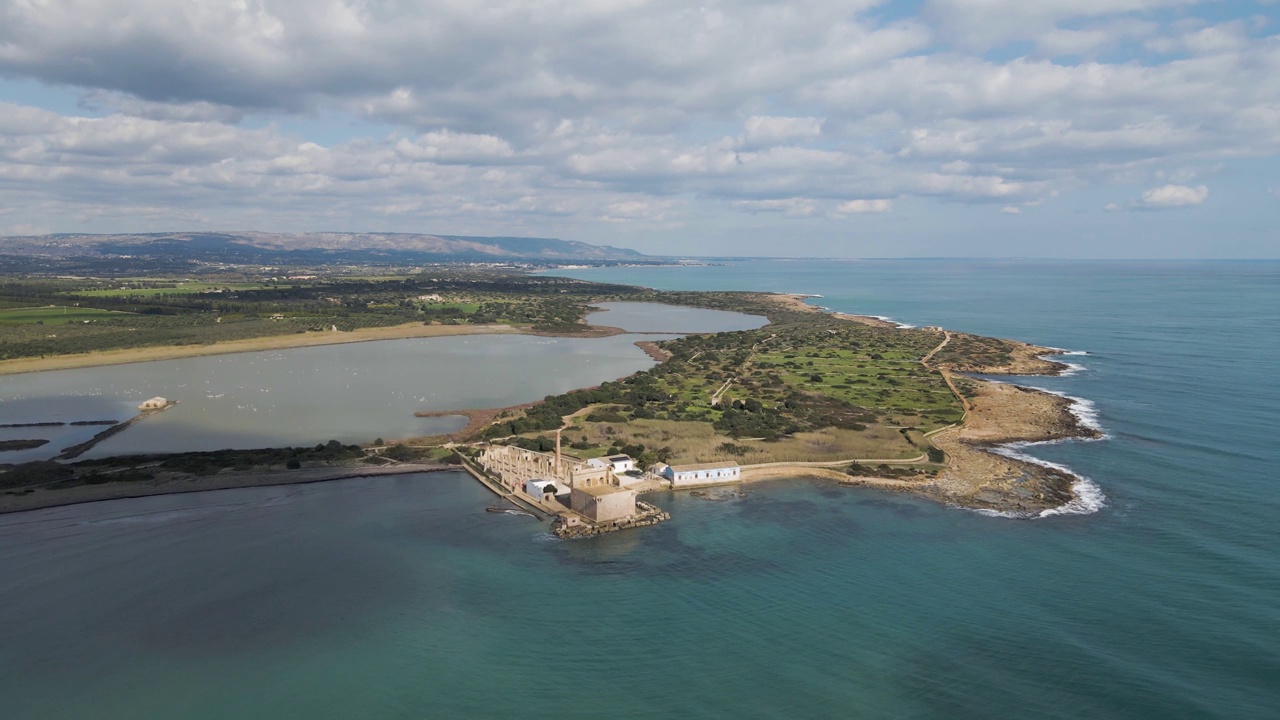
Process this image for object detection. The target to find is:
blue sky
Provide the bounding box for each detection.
[0,0,1277,258]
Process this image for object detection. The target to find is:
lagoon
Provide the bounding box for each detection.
[0,302,764,461]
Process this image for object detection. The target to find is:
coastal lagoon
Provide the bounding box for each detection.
[585,301,766,334]
[2,263,1278,717]
[0,303,764,461]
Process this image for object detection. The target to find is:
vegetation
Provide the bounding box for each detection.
[0,271,643,361]
[480,289,968,466]
[0,439,49,451]
[0,265,1018,484]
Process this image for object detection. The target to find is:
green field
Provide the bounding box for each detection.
[0,306,124,325]
[70,281,270,297]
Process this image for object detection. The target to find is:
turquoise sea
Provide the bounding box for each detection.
[2,260,1278,718]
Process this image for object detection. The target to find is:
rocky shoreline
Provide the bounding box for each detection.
[842,380,1102,516]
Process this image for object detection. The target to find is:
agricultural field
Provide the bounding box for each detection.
[0,271,641,361]
[0,306,124,325]
[69,281,270,297]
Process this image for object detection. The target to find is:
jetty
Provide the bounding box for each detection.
[55,398,177,460]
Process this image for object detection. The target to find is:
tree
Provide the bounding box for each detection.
[286,458,301,470]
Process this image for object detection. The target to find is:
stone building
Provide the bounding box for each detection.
[570,484,638,523]
[478,441,638,522]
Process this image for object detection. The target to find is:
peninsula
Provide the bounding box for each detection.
[0,268,1100,522]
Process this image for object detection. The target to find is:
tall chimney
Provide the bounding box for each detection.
[555,428,562,472]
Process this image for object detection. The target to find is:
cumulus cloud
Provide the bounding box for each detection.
[741,116,823,148]
[732,198,822,217]
[0,0,1275,240]
[1139,184,1209,208]
[835,199,892,214]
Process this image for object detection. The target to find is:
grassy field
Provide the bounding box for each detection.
[0,306,124,325]
[493,293,967,468]
[70,281,270,297]
[558,416,923,465]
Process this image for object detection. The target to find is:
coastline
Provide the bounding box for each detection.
[746,294,1101,515]
[0,462,455,516]
[2,291,1104,520]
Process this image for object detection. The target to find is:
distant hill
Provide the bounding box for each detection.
[0,231,647,265]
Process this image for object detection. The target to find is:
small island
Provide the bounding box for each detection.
[0,270,1101,523]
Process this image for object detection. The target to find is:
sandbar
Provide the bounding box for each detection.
[0,322,521,376]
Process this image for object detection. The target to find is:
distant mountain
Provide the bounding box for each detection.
[0,231,647,265]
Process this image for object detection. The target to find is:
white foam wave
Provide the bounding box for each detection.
[1056,362,1086,377]
[967,442,1108,519]
[1020,385,1108,437]
[959,377,1109,518]
[869,315,916,329]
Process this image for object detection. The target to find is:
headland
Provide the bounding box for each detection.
[1,274,1103,524]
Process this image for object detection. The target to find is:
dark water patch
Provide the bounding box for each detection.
[851,493,931,519]
[129,534,418,658]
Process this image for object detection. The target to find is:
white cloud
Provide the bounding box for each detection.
[0,0,1275,245]
[1139,184,1209,208]
[1001,206,1022,214]
[733,198,822,217]
[836,199,892,214]
[924,0,1199,51]
[741,116,823,148]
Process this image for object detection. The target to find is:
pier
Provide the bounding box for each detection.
[55,399,177,460]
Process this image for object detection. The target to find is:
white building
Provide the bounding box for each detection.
[138,397,169,411]
[661,461,741,488]
[524,478,568,500]
[588,454,635,474]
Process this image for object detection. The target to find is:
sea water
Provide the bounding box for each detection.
[1,260,1277,718]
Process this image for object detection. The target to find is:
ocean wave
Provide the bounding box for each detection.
[1056,362,1086,377]
[1024,385,1108,437]
[869,315,916,329]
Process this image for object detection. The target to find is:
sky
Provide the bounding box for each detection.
[0,0,1278,258]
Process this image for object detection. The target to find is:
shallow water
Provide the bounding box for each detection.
[2,261,1278,718]
[586,301,767,333]
[0,303,759,460]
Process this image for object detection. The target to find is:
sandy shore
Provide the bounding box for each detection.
[767,292,904,328]
[0,462,456,515]
[0,322,524,376]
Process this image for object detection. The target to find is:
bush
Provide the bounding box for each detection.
[286,458,301,469]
